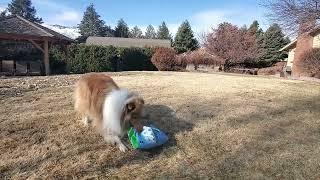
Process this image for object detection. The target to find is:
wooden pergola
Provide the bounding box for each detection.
[0,15,74,75]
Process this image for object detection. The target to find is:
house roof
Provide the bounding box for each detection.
[279,40,297,51]
[0,15,73,42]
[86,36,171,48]
[279,26,320,51]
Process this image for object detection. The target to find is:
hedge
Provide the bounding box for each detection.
[67,44,118,73]
[50,46,68,74]
[116,47,156,71]
[49,44,157,74]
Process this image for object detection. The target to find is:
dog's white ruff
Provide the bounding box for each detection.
[102,89,130,136]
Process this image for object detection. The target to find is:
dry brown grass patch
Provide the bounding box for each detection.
[1,72,320,179]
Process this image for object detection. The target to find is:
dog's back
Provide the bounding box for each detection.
[74,73,118,126]
[74,73,146,152]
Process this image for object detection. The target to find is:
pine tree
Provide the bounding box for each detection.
[259,23,290,66]
[248,20,263,38]
[157,21,171,39]
[0,10,8,20]
[102,26,114,37]
[114,19,130,38]
[130,26,143,38]
[145,25,157,39]
[248,20,265,65]
[8,0,42,23]
[174,20,199,53]
[78,4,109,39]
[248,21,265,47]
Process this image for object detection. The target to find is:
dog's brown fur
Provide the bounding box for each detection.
[74,73,118,128]
[74,73,144,151]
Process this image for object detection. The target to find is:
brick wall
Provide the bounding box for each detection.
[292,33,313,77]
[292,20,316,77]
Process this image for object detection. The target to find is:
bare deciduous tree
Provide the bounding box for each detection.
[264,0,320,34]
[204,22,258,68]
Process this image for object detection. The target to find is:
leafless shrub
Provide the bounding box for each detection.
[151,47,177,71]
[300,48,320,78]
[258,61,287,75]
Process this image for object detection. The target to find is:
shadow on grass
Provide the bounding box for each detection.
[214,95,320,179]
[103,104,194,168]
[0,103,194,178]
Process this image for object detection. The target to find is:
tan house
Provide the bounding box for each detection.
[86,36,171,48]
[280,27,320,77]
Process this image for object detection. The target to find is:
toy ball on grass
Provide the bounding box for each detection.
[127,125,168,149]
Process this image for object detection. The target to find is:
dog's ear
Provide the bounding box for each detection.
[126,102,136,112]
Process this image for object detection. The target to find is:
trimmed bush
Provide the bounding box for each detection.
[257,61,286,75]
[186,48,224,66]
[117,47,156,71]
[67,44,117,74]
[151,48,177,71]
[65,44,156,74]
[300,48,320,78]
[175,54,188,69]
[50,46,68,74]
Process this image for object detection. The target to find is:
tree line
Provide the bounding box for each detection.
[204,20,290,68]
[77,4,172,40]
[77,4,199,54]
[1,1,200,54]
[1,0,294,70]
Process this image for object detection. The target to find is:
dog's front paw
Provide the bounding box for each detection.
[118,143,128,152]
[82,116,91,127]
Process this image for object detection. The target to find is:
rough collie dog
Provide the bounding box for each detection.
[74,73,144,152]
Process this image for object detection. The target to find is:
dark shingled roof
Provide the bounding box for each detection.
[0,15,73,42]
[86,36,171,48]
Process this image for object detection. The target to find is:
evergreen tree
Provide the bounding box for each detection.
[259,23,290,66]
[174,20,199,53]
[8,0,42,23]
[114,19,130,38]
[78,4,109,39]
[130,26,143,38]
[102,25,115,37]
[248,20,265,65]
[157,21,171,39]
[248,20,263,38]
[0,10,8,20]
[145,25,157,39]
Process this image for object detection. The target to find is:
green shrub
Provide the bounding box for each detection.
[66,44,156,73]
[50,46,68,74]
[66,44,117,74]
[1,42,158,74]
[117,47,156,71]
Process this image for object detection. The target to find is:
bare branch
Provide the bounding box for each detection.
[263,0,320,35]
